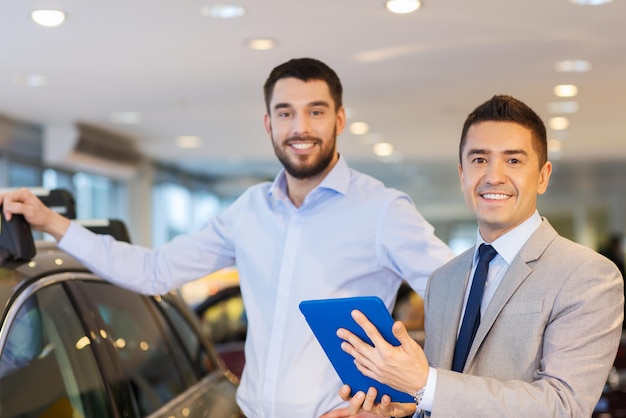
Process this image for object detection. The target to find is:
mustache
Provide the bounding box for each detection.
[284,135,321,143]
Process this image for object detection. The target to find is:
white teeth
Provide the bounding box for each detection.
[291,143,314,150]
[483,193,509,200]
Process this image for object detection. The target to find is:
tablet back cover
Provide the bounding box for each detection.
[299,296,414,403]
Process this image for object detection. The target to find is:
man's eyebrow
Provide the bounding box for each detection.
[466,148,488,157]
[308,100,331,107]
[465,148,528,157]
[272,102,292,111]
[503,149,528,156]
[272,100,331,112]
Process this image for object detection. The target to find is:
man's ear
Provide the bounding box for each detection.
[458,163,464,191]
[264,114,272,136]
[537,160,553,195]
[336,107,346,136]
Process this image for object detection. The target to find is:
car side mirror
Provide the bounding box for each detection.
[0,205,36,265]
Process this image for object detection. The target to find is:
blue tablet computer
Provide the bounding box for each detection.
[299,296,414,403]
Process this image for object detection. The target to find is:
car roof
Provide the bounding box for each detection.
[0,189,131,317]
[0,240,90,317]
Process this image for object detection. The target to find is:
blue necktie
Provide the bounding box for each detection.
[452,243,498,372]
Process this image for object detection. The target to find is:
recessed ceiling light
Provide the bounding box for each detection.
[13,75,48,87]
[349,122,370,135]
[386,0,421,14]
[547,100,580,114]
[568,0,613,5]
[548,139,563,159]
[547,101,579,114]
[553,84,578,98]
[176,136,202,149]
[549,117,570,130]
[200,4,246,18]
[373,142,394,157]
[548,138,563,151]
[247,38,277,51]
[110,112,141,124]
[554,59,592,73]
[31,10,66,27]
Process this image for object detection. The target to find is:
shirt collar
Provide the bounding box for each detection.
[268,154,350,200]
[474,210,542,265]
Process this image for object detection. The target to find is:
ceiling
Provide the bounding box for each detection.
[1,0,625,223]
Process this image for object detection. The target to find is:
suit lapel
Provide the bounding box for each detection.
[464,219,559,368]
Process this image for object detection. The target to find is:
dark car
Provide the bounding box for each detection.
[0,210,242,417]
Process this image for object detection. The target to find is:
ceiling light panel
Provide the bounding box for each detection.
[110,112,141,124]
[176,136,202,149]
[373,142,394,157]
[31,10,66,27]
[549,117,570,130]
[386,0,421,14]
[554,60,592,73]
[13,75,48,87]
[247,38,277,50]
[349,122,370,135]
[200,4,246,18]
[569,0,613,5]
[547,101,579,114]
[548,139,563,153]
[553,84,578,98]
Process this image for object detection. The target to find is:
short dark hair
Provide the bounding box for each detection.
[263,58,343,113]
[459,95,548,167]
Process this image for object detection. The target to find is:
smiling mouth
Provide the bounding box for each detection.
[481,193,511,200]
[290,142,314,150]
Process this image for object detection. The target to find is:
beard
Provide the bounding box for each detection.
[272,130,337,179]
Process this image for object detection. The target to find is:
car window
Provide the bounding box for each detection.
[81,282,194,416]
[155,295,218,376]
[201,291,247,344]
[195,287,247,379]
[0,284,112,418]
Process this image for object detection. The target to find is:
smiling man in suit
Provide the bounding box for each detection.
[334,95,624,417]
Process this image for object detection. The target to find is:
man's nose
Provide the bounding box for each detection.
[291,114,311,136]
[485,161,506,184]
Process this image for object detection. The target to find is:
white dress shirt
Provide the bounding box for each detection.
[59,155,454,417]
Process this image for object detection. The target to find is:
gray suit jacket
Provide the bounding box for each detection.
[423,219,624,417]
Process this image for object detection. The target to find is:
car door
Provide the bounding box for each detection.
[0,273,241,418]
[72,280,241,418]
[0,277,118,418]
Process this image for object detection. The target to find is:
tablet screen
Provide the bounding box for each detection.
[299,296,414,403]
